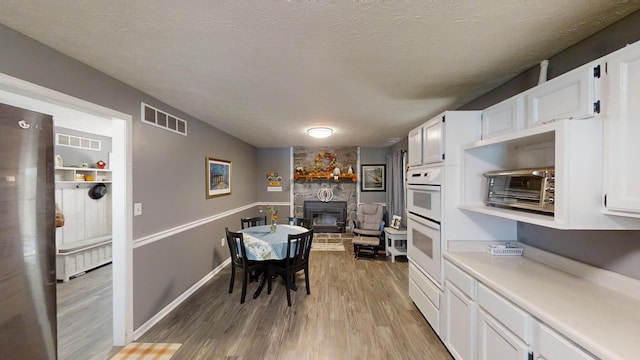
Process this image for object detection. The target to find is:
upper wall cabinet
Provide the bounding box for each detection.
[408,111,481,167]
[460,41,640,229]
[603,42,640,217]
[481,96,524,139]
[525,60,602,127]
[460,119,640,230]
[422,116,445,164]
[407,126,423,167]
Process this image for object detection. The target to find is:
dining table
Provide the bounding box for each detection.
[239,224,309,298]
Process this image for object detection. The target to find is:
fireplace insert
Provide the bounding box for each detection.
[303,200,347,233]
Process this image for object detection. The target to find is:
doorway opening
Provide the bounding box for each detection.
[0,73,133,353]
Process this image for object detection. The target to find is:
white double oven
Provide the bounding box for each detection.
[406,164,445,332]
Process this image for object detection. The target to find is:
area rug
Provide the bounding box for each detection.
[311,242,345,251]
[111,343,182,360]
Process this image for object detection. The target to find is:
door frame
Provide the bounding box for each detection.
[0,72,133,345]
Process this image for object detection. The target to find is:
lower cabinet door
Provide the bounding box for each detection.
[534,322,596,360]
[477,309,529,360]
[443,282,475,360]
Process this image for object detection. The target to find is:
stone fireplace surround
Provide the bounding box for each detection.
[293,147,358,233]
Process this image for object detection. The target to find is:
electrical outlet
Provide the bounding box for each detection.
[221,238,225,247]
[134,203,142,216]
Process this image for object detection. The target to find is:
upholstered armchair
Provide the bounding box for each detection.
[351,203,385,259]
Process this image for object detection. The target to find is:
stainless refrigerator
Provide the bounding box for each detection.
[0,102,57,359]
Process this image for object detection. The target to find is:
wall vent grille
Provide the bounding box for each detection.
[56,133,101,151]
[141,103,187,136]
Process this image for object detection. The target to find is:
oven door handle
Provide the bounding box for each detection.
[407,212,440,229]
[407,184,441,192]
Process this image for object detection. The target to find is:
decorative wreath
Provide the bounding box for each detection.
[314,151,337,171]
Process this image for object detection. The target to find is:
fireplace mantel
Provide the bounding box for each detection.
[294,174,357,183]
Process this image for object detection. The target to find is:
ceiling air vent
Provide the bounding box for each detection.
[141,103,187,136]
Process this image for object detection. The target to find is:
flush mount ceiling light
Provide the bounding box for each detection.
[307,127,333,138]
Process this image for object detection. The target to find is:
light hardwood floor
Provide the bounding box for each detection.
[136,240,453,360]
[57,263,117,360]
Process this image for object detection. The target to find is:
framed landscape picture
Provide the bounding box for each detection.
[206,157,231,198]
[361,164,385,192]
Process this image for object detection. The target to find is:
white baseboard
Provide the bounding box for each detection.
[132,258,231,340]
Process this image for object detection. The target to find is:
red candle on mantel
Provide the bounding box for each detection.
[96,160,106,169]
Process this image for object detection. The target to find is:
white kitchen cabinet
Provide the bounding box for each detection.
[460,118,640,229]
[422,115,445,164]
[443,261,477,360]
[525,60,601,127]
[408,262,441,334]
[407,126,423,167]
[444,285,475,360]
[482,96,524,139]
[533,322,596,360]
[443,258,600,360]
[477,309,530,360]
[408,111,481,167]
[603,41,640,216]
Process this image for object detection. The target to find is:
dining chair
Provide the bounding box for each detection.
[286,216,311,229]
[268,228,314,306]
[225,227,265,304]
[240,215,267,229]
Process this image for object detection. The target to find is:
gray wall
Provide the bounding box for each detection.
[459,10,640,280]
[254,146,393,216]
[256,147,291,205]
[0,23,259,327]
[389,138,408,153]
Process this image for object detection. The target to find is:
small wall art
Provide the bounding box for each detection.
[361,164,386,192]
[206,157,231,198]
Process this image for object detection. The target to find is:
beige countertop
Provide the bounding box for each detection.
[444,251,640,360]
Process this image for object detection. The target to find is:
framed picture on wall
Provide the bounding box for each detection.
[206,157,232,198]
[361,164,386,192]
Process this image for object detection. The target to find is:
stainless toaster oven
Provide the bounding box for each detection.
[483,167,555,214]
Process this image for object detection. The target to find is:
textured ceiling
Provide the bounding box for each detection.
[1,1,638,147]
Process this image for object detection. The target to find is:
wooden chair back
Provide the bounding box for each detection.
[225,227,248,267]
[286,216,311,229]
[285,229,314,269]
[240,215,267,229]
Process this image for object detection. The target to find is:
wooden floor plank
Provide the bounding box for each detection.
[56,263,117,360]
[137,241,452,360]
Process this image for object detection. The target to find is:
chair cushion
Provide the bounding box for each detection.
[352,236,380,246]
[353,228,381,237]
[358,204,383,231]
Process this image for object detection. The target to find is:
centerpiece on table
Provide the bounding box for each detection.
[261,205,278,233]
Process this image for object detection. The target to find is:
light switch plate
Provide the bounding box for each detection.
[134,203,142,216]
